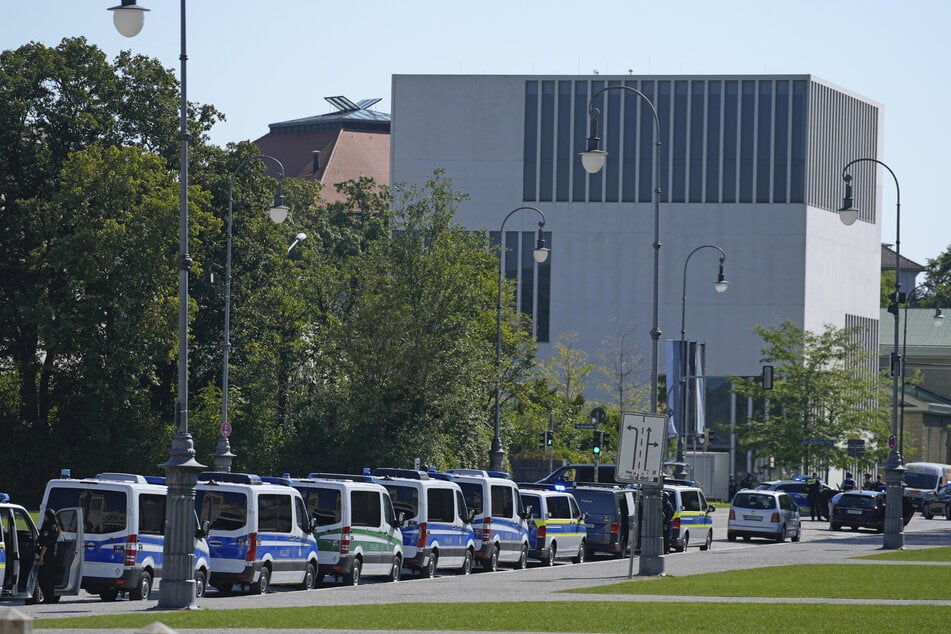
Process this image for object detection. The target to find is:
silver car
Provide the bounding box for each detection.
[727,490,802,543]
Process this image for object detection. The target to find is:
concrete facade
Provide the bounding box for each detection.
[390,74,883,399]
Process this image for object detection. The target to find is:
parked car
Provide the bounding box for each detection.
[727,489,801,543]
[904,462,951,513]
[518,487,587,565]
[920,484,951,520]
[568,485,635,558]
[664,485,715,552]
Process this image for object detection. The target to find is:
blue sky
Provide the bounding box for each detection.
[2,0,948,267]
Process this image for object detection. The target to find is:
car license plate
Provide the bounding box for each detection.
[743,514,762,521]
[847,509,862,515]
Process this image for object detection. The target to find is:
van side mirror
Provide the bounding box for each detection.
[707,506,716,513]
[195,520,210,539]
[394,511,406,528]
[464,508,475,524]
[519,505,533,521]
[579,512,588,523]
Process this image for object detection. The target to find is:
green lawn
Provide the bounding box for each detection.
[856,545,951,562]
[567,563,951,600]
[35,560,951,632]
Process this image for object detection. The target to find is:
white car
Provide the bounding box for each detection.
[728,489,801,543]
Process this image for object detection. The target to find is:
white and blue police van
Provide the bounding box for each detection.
[373,468,476,577]
[195,472,318,595]
[518,485,588,565]
[1,494,82,604]
[39,472,211,601]
[446,470,530,572]
[291,473,404,586]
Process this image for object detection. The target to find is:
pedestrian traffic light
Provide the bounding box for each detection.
[592,430,604,455]
[545,430,554,447]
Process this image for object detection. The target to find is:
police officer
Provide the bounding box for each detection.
[806,473,822,521]
[841,472,857,491]
[661,491,674,554]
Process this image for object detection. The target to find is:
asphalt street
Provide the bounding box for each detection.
[12,515,951,633]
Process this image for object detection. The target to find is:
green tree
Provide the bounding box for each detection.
[919,246,951,307]
[731,322,890,473]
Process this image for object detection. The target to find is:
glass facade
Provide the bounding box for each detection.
[521,77,878,217]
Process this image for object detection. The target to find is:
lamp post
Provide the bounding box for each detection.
[288,232,307,254]
[214,155,290,472]
[580,84,664,576]
[491,206,549,473]
[838,157,905,549]
[899,285,944,455]
[676,246,728,480]
[109,0,204,608]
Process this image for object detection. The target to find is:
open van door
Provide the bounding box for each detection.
[54,507,84,596]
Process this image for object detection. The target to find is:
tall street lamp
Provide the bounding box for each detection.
[899,285,944,455]
[838,157,905,549]
[676,245,728,480]
[491,206,549,473]
[109,0,204,608]
[214,155,290,472]
[580,84,664,576]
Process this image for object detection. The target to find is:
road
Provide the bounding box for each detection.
[12,515,951,632]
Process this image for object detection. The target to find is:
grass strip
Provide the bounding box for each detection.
[33,602,951,633]
[566,564,951,600]
[856,545,951,562]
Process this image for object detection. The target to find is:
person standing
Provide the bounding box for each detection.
[862,473,874,490]
[37,508,61,603]
[806,473,822,521]
[841,472,857,491]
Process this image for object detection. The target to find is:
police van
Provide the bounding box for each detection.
[373,468,476,577]
[40,472,211,601]
[447,470,530,571]
[0,496,82,604]
[664,484,716,552]
[518,486,587,565]
[291,473,404,586]
[195,472,318,595]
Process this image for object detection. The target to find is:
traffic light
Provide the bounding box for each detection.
[592,430,604,455]
[538,432,546,449]
[545,430,554,447]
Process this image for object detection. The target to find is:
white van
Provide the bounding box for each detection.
[903,462,951,514]
[40,472,211,601]
[195,472,318,595]
[291,474,404,586]
[373,468,476,577]
[447,470,530,571]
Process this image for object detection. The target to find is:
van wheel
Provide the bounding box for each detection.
[99,588,120,602]
[945,504,951,520]
[679,533,689,553]
[388,555,402,582]
[251,567,270,595]
[517,543,528,569]
[544,542,556,566]
[483,545,499,572]
[460,549,473,575]
[923,507,934,520]
[130,571,152,601]
[299,562,316,590]
[195,569,207,599]
[700,529,713,551]
[343,558,362,586]
[572,540,586,564]
[421,552,437,578]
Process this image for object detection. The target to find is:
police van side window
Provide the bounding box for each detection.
[682,491,701,512]
[294,497,309,533]
[308,489,341,526]
[386,485,419,519]
[548,496,571,519]
[196,490,248,531]
[351,491,381,527]
[427,488,455,522]
[47,488,127,534]
[458,483,483,515]
[490,485,514,519]
[138,494,165,535]
[259,494,293,533]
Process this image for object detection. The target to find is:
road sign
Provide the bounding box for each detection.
[220,421,232,438]
[847,438,866,458]
[615,412,667,483]
[574,423,595,430]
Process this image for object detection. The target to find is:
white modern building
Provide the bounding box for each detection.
[390,74,884,463]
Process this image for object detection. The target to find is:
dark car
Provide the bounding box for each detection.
[830,491,887,532]
[537,464,617,486]
[568,486,635,558]
[922,484,951,520]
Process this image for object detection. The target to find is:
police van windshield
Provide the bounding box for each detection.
[904,471,939,489]
[46,487,128,534]
[195,490,248,531]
